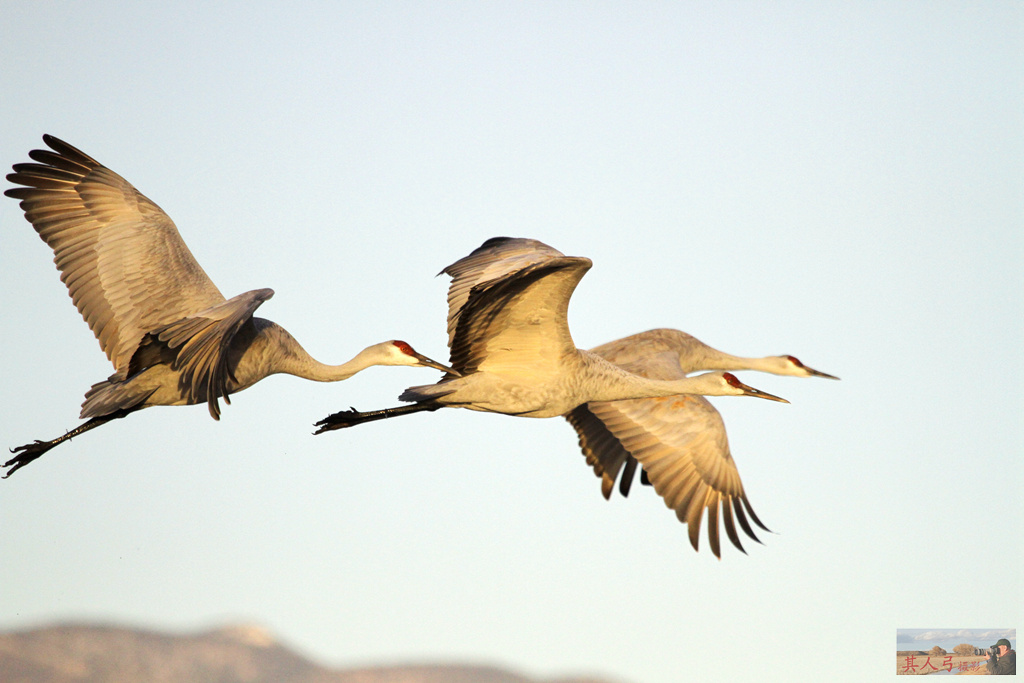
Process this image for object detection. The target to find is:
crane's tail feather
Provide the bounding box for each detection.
[397,383,456,403]
[80,379,156,419]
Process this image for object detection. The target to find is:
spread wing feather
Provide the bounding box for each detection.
[443,238,591,376]
[6,135,226,373]
[442,237,569,348]
[448,258,591,376]
[565,335,768,557]
[149,288,274,418]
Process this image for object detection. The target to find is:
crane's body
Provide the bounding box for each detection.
[81,312,424,418]
[319,237,786,424]
[565,329,838,556]
[399,346,778,418]
[573,328,838,500]
[4,135,451,477]
[315,237,799,557]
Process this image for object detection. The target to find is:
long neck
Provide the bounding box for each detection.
[687,346,781,374]
[233,322,383,388]
[581,353,728,402]
[278,346,383,382]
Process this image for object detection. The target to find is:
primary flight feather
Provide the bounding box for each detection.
[4,135,452,477]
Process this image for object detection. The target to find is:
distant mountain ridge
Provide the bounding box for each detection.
[0,623,624,683]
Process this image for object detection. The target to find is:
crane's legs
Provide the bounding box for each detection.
[4,409,132,478]
[314,402,441,434]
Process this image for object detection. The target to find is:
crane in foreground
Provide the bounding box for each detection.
[4,135,452,478]
[314,237,792,555]
[567,328,838,556]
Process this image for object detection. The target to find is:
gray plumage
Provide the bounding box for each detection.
[315,238,791,555]
[567,328,838,557]
[4,135,451,477]
[405,238,786,416]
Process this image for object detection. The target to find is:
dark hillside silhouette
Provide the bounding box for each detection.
[0,623,624,683]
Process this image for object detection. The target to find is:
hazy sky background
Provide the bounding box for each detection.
[1,3,1020,683]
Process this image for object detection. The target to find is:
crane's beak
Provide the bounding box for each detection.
[737,381,790,404]
[805,365,840,380]
[413,352,460,376]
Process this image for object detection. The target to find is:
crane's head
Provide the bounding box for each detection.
[764,355,840,379]
[721,372,790,402]
[379,340,457,374]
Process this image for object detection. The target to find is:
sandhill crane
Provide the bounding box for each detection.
[314,237,791,553]
[566,328,838,556]
[3,135,452,478]
[576,328,837,497]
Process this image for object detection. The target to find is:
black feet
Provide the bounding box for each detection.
[313,401,441,434]
[4,440,55,478]
[313,407,364,434]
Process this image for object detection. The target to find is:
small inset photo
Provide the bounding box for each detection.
[897,629,1016,675]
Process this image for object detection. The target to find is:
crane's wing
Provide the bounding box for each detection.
[150,288,273,419]
[6,135,226,373]
[442,237,568,348]
[566,395,768,558]
[564,402,633,498]
[446,251,592,376]
[82,288,275,420]
[565,332,768,557]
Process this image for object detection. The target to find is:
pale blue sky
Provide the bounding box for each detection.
[1,3,1021,682]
